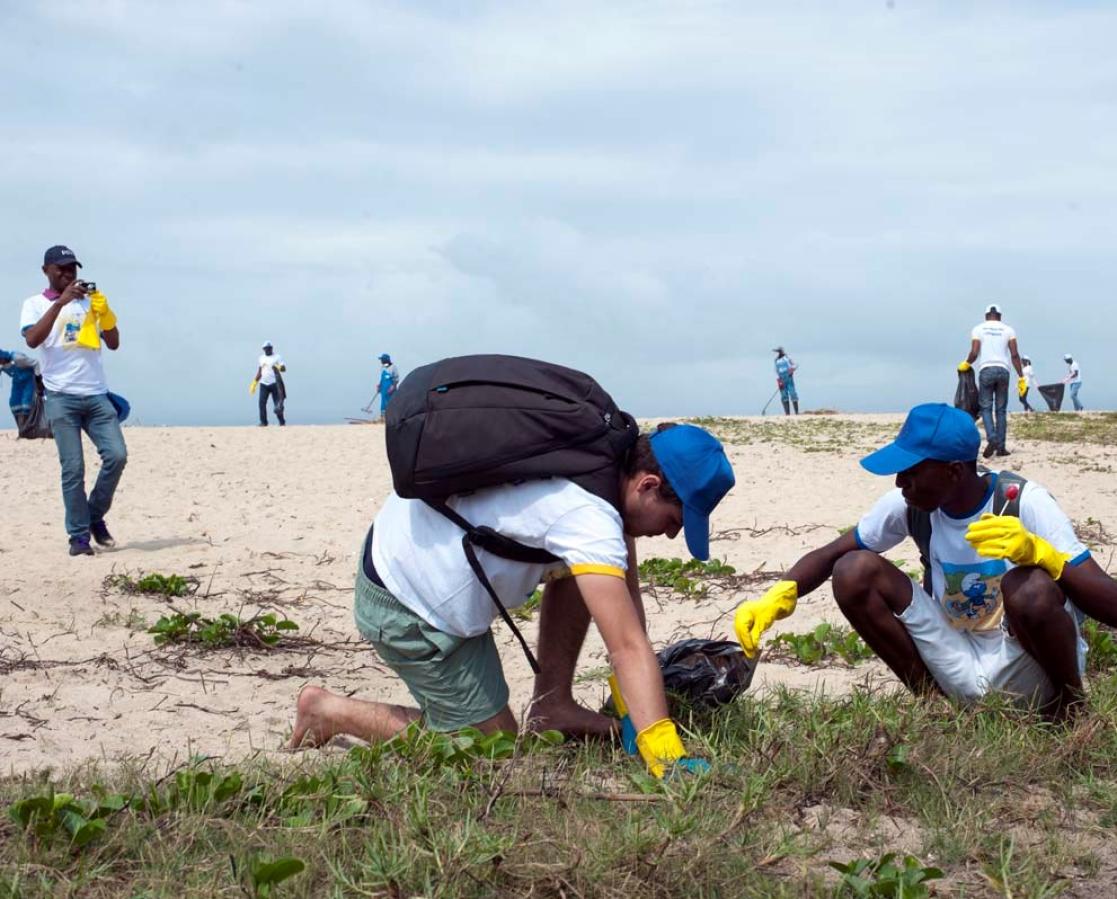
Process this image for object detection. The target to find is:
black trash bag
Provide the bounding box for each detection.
[954,368,979,420]
[1038,383,1064,412]
[657,638,757,709]
[17,378,52,440]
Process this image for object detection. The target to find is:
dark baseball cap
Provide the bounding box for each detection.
[43,245,82,268]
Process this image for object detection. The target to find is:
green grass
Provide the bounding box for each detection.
[8,681,1117,897]
[103,571,200,598]
[1012,411,1117,446]
[686,416,896,454]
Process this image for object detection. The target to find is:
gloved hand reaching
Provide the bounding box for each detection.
[88,291,117,331]
[1017,376,1028,398]
[635,718,709,778]
[249,379,259,395]
[607,673,638,755]
[734,579,798,658]
[965,513,1069,581]
[957,361,972,373]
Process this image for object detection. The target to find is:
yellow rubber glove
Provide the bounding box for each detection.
[249,379,259,395]
[1017,376,1028,398]
[734,580,798,658]
[635,718,688,778]
[965,513,1070,581]
[89,291,117,331]
[75,310,101,350]
[957,360,972,373]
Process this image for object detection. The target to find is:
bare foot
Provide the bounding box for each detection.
[525,699,618,741]
[288,685,339,749]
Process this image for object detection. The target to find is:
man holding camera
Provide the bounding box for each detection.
[20,245,127,556]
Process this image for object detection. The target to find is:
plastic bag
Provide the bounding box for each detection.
[18,379,52,439]
[953,369,979,420]
[1038,383,1064,412]
[656,638,757,709]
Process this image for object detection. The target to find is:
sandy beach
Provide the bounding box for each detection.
[3,414,1115,777]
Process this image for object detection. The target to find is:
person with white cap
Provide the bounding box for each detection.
[957,304,1025,458]
[1019,355,1037,413]
[250,341,286,426]
[1062,354,1083,411]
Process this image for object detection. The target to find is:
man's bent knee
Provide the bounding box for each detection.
[833,550,912,616]
[1002,566,1065,628]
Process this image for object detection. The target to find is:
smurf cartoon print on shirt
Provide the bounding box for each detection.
[940,559,1008,631]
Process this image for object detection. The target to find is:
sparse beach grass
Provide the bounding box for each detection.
[5,682,1117,897]
[686,416,899,455]
[1012,412,1117,447]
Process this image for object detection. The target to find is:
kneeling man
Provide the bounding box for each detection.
[736,403,1117,720]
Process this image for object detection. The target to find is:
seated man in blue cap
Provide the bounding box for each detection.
[734,403,1117,721]
[290,422,735,779]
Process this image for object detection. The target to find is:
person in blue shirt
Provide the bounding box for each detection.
[0,348,39,430]
[373,353,400,418]
[773,347,799,415]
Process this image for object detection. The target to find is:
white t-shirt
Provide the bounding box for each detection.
[1022,363,1037,390]
[1067,362,1081,384]
[855,475,1089,633]
[19,293,108,395]
[371,479,629,637]
[257,353,284,386]
[970,320,1017,372]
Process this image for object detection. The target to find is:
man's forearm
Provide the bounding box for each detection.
[1060,558,1117,627]
[24,304,63,348]
[785,533,860,596]
[103,327,120,351]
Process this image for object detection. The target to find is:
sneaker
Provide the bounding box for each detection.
[69,535,94,556]
[982,443,997,459]
[995,446,1011,457]
[91,521,116,548]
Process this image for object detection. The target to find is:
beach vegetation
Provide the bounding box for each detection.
[638,555,736,597]
[148,610,299,649]
[769,622,875,667]
[7,682,1117,895]
[103,570,199,598]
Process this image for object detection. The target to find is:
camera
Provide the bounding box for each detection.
[76,280,97,293]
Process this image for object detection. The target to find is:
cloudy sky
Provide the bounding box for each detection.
[2,1,1113,425]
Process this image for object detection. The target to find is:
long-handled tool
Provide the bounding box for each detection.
[760,388,779,416]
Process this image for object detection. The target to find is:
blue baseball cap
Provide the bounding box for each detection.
[379,353,391,362]
[860,403,980,476]
[649,425,736,561]
[43,245,81,267]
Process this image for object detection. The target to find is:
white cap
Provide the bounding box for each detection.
[262,340,273,348]
[1064,353,1073,361]
[985,304,1001,315]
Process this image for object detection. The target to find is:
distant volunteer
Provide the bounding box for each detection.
[250,342,286,426]
[372,353,400,418]
[20,245,127,556]
[291,356,736,779]
[772,347,799,415]
[1063,355,1084,412]
[734,403,1117,721]
[1019,356,1037,413]
[958,303,1025,458]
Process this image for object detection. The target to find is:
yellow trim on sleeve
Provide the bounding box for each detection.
[569,563,626,579]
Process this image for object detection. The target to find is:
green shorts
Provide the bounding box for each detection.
[353,564,509,732]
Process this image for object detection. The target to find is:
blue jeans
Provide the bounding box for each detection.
[778,376,798,403]
[978,366,1009,448]
[1069,382,1083,411]
[45,391,128,539]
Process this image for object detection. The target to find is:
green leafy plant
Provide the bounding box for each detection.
[638,556,736,596]
[354,724,564,774]
[105,571,199,598]
[769,622,874,666]
[1084,620,1117,673]
[829,852,943,898]
[247,856,305,898]
[141,766,249,815]
[148,611,299,649]
[9,787,128,848]
[512,588,544,620]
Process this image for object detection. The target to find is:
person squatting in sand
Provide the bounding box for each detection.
[291,423,735,778]
[735,403,1117,722]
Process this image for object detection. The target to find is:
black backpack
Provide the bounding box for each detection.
[906,469,1026,595]
[384,354,639,672]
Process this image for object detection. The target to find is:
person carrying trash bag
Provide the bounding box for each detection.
[290,354,735,779]
[1019,356,1037,413]
[733,403,1117,722]
[773,346,799,415]
[958,304,1026,458]
[20,245,128,555]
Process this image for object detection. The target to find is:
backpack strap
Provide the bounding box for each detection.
[905,505,934,595]
[993,470,1026,517]
[425,500,556,675]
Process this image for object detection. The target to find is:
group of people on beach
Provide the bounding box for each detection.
[13,243,1117,778]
